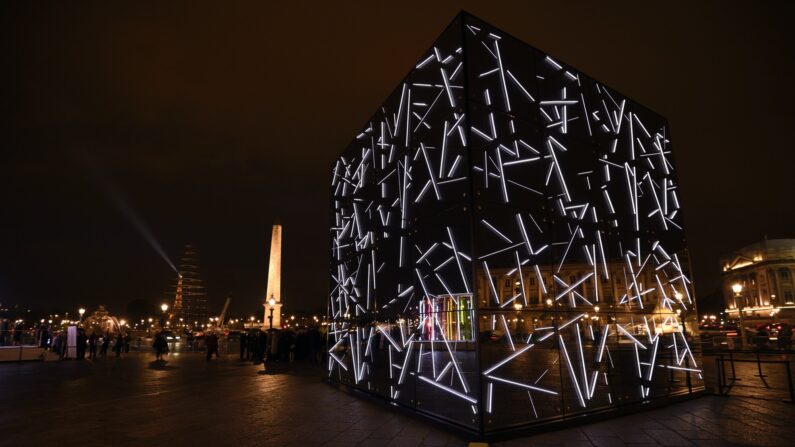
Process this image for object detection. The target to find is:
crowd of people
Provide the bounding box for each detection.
[0,319,27,346]
[237,327,324,366]
[34,323,135,360]
[3,319,329,369]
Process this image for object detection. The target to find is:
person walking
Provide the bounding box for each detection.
[100,332,110,358]
[52,331,64,359]
[254,330,266,364]
[0,319,9,346]
[114,333,124,357]
[239,332,248,360]
[76,329,87,360]
[755,326,769,350]
[779,323,793,351]
[88,332,97,359]
[247,331,258,361]
[153,331,168,361]
[12,321,23,346]
[206,332,219,360]
[309,327,323,365]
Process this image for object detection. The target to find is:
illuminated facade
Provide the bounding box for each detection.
[721,238,795,321]
[328,12,702,435]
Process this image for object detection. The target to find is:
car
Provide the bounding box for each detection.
[160,331,181,341]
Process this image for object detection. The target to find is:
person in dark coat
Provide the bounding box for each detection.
[12,322,23,346]
[309,328,323,365]
[38,324,50,348]
[153,331,168,361]
[206,332,219,360]
[100,332,110,358]
[248,331,258,361]
[88,332,97,359]
[755,326,769,350]
[779,323,793,351]
[239,332,248,360]
[76,329,87,360]
[52,332,64,359]
[260,330,270,363]
[114,333,124,357]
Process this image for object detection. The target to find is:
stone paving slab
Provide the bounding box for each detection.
[1,353,794,446]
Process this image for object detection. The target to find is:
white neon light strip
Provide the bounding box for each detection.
[483,343,536,375]
[559,335,586,407]
[616,324,647,350]
[481,219,513,244]
[417,375,477,404]
[486,375,558,395]
[377,325,402,352]
[398,341,414,385]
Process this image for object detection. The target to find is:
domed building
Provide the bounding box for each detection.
[81,305,123,335]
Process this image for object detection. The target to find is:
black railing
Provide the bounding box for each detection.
[712,349,795,403]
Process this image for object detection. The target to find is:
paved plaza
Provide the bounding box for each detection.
[1,352,794,446]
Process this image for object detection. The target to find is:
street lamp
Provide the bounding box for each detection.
[732,283,747,349]
[160,303,169,328]
[268,295,276,331]
[78,307,86,323]
[513,302,523,337]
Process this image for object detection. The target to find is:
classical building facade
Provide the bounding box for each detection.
[721,238,795,320]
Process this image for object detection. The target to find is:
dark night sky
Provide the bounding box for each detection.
[1,1,794,316]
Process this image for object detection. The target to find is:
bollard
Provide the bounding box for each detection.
[786,361,795,404]
[716,357,724,395]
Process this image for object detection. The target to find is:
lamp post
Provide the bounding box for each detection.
[513,303,523,338]
[268,295,276,331]
[732,283,747,350]
[78,307,86,323]
[160,303,169,329]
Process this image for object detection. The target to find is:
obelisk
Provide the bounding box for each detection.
[264,219,283,329]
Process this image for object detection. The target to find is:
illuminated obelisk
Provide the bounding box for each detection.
[264,219,283,329]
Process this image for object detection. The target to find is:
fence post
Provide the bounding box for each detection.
[729,350,739,381]
[686,356,692,393]
[720,354,727,386]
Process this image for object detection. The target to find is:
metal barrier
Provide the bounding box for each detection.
[713,350,795,403]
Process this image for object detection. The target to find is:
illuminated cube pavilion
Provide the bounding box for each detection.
[329,12,703,436]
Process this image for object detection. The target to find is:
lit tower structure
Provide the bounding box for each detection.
[264,220,283,329]
[176,245,208,327]
[171,273,184,319]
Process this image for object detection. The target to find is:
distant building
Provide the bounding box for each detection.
[721,238,795,320]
